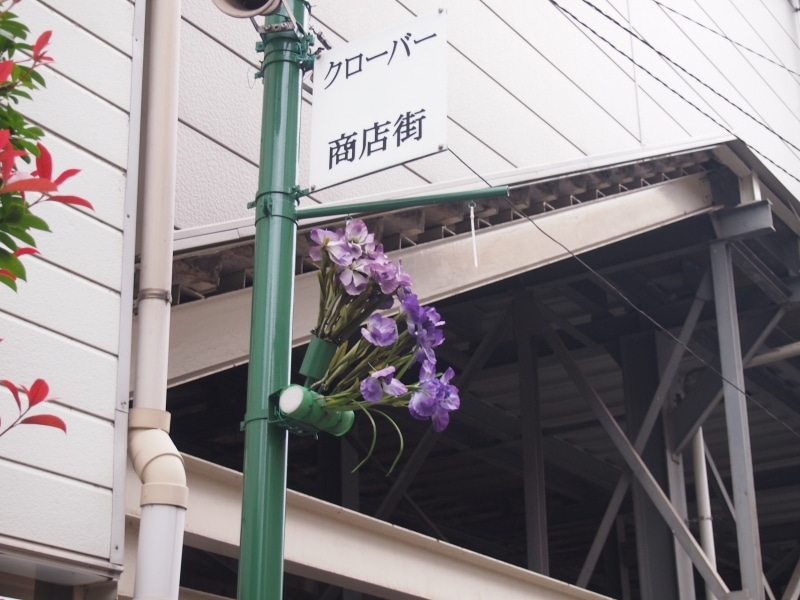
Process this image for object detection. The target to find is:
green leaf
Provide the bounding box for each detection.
[28,69,44,87]
[0,230,17,252]
[17,213,49,232]
[0,248,26,281]
[6,225,36,246]
[0,272,17,291]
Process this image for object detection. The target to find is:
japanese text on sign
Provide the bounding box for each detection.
[328,109,427,170]
[323,32,438,90]
[309,11,447,190]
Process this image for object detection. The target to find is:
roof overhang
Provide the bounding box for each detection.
[143,136,800,387]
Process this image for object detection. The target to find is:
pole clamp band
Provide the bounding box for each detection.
[138,288,172,304]
[252,190,298,221]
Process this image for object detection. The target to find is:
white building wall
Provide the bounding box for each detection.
[175,0,800,228]
[0,0,134,580]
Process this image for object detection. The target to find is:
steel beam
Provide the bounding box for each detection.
[621,333,679,600]
[710,241,764,600]
[515,293,549,574]
[537,309,730,599]
[670,307,785,454]
[576,274,709,587]
[162,172,716,388]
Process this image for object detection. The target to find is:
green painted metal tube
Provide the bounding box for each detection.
[295,185,509,220]
[238,4,306,600]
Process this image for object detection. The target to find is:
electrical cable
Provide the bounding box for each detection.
[447,147,800,442]
[652,0,800,79]
[571,0,800,156]
[548,0,800,187]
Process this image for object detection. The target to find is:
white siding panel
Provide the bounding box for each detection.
[312,0,415,44]
[174,124,259,228]
[0,261,119,355]
[445,49,584,167]
[37,0,135,57]
[0,398,113,488]
[414,0,641,154]
[181,1,263,64]
[29,203,123,291]
[38,133,127,232]
[178,21,264,165]
[636,91,693,146]
[0,459,111,559]
[636,1,800,142]
[14,0,131,111]
[484,0,641,138]
[23,69,129,169]
[726,0,800,70]
[0,313,117,420]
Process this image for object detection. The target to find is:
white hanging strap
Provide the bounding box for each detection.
[469,201,479,268]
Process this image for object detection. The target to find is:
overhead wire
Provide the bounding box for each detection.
[447,148,800,442]
[547,0,800,188]
[651,0,800,79]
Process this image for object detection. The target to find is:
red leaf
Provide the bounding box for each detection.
[0,268,17,281]
[32,31,52,62]
[53,168,80,186]
[0,379,21,410]
[0,129,10,149]
[24,378,50,406]
[0,60,14,86]
[0,177,57,195]
[34,143,52,181]
[49,195,93,210]
[20,414,66,433]
[13,247,39,257]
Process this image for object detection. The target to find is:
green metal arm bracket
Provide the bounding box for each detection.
[294,185,509,221]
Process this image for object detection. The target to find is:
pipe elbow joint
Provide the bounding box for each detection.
[129,408,188,509]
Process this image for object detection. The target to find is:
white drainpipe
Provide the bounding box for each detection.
[128,1,187,599]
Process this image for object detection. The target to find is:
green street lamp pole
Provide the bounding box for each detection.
[236,4,509,598]
[238,2,306,598]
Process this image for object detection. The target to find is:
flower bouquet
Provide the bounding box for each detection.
[278,218,459,472]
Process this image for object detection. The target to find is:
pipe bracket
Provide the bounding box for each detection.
[141,482,188,509]
[129,407,171,433]
[252,190,299,222]
[138,287,173,304]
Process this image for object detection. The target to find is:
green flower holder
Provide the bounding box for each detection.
[277,385,354,437]
[299,334,338,382]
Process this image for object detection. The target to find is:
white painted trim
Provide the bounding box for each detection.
[112,0,148,569]
[172,134,733,253]
[125,455,610,600]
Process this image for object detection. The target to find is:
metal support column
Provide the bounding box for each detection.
[577,273,710,587]
[622,333,679,600]
[709,240,764,600]
[536,307,731,599]
[693,428,718,600]
[514,293,548,574]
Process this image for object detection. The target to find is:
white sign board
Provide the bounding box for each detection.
[309,11,447,191]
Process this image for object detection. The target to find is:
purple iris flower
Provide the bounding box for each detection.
[344,219,375,253]
[360,366,408,403]
[339,257,371,295]
[408,364,459,432]
[401,293,445,364]
[309,223,369,268]
[309,227,343,263]
[361,313,398,347]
